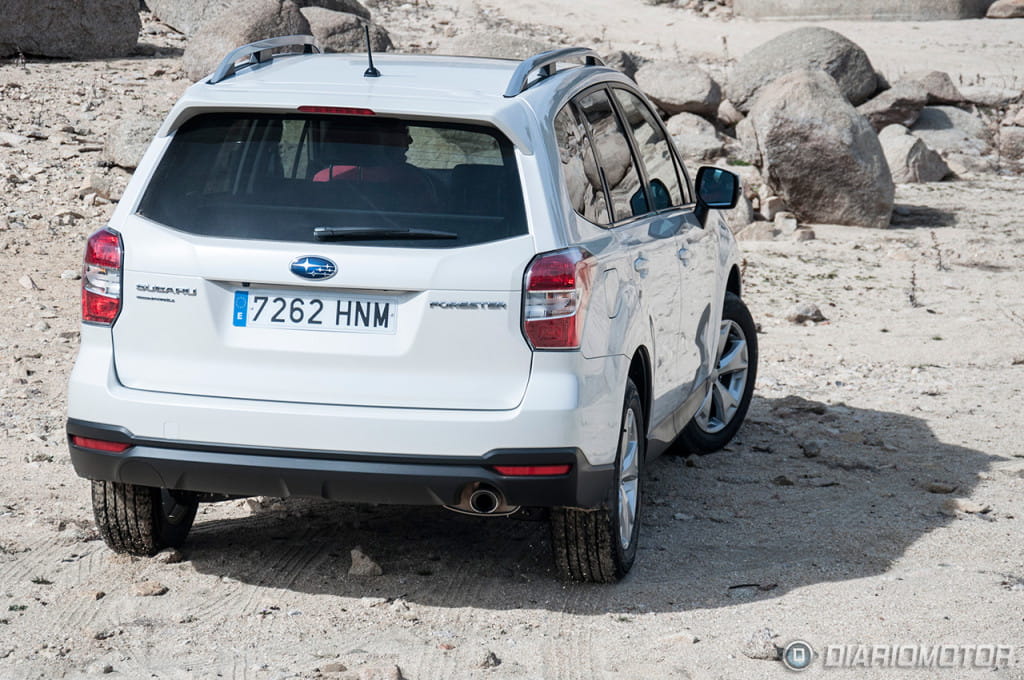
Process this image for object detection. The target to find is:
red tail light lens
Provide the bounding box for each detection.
[70,436,131,453]
[492,464,572,476]
[82,228,122,325]
[522,248,594,350]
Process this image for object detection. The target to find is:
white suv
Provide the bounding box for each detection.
[67,36,757,582]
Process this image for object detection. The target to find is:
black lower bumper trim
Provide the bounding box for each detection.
[67,419,614,509]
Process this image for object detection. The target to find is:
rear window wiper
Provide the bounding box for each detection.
[314,226,458,241]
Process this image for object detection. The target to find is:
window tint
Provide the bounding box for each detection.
[612,88,686,211]
[137,114,526,248]
[575,89,648,222]
[554,104,610,225]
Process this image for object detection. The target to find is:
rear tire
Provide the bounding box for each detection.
[551,380,644,583]
[91,481,198,556]
[677,292,758,455]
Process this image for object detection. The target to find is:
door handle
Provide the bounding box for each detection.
[633,255,649,278]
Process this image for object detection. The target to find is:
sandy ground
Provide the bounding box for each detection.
[1,2,1023,679]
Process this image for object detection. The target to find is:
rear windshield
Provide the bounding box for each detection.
[137,113,527,248]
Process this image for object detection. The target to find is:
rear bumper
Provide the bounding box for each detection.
[67,326,629,468]
[67,419,615,508]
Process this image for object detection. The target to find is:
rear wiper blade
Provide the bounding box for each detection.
[314,226,458,241]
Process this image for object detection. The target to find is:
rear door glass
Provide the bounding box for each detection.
[554,104,610,225]
[137,113,527,248]
[611,88,686,210]
[575,89,648,222]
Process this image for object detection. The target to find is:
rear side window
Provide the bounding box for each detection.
[575,89,648,223]
[137,113,527,248]
[554,104,610,225]
[611,88,687,210]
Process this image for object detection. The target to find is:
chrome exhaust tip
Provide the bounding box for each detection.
[468,488,500,514]
[443,483,520,516]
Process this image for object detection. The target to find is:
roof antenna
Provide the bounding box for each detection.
[363,24,380,78]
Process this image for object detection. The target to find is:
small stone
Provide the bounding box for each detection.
[800,440,823,458]
[89,590,106,600]
[786,302,826,324]
[735,222,780,241]
[673,512,695,521]
[479,651,501,669]
[792,228,816,242]
[761,196,786,221]
[60,270,82,280]
[321,662,347,673]
[86,661,115,674]
[772,475,795,486]
[18,275,39,291]
[349,546,383,577]
[774,212,799,234]
[92,629,116,640]
[942,498,990,515]
[925,482,958,494]
[153,548,184,564]
[133,581,168,597]
[742,628,781,660]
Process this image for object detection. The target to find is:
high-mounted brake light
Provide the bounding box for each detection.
[82,227,123,325]
[492,464,572,476]
[522,247,595,350]
[297,106,376,116]
[70,436,131,453]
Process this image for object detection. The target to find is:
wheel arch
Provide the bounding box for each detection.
[726,264,742,298]
[628,346,652,435]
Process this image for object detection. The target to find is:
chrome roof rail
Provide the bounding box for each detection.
[503,48,605,98]
[209,35,320,84]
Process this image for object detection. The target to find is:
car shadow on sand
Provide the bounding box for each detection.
[184,394,996,614]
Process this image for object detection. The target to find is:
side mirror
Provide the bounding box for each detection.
[695,166,740,210]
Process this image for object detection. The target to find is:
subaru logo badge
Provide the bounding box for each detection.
[290,256,337,281]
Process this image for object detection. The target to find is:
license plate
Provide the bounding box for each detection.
[232,290,397,334]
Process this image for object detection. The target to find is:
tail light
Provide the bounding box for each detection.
[70,436,131,453]
[522,247,595,350]
[492,464,572,476]
[82,227,123,325]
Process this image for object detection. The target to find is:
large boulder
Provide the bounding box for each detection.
[183,0,310,81]
[999,126,1024,160]
[910,106,991,156]
[300,7,390,53]
[745,69,894,228]
[727,27,878,113]
[665,113,725,160]
[0,0,140,59]
[103,116,162,170]
[857,80,929,131]
[148,0,369,36]
[634,61,722,117]
[898,71,963,105]
[958,85,1022,107]
[987,0,1024,17]
[603,50,640,80]
[878,125,950,183]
